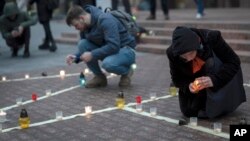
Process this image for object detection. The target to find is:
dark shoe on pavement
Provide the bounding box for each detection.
[38,42,49,50]
[146,15,155,20]
[165,14,170,20]
[23,51,30,58]
[49,44,57,52]
[11,49,18,57]
[85,75,107,88]
[119,69,134,87]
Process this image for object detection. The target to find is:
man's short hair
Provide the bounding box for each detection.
[66,5,87,26]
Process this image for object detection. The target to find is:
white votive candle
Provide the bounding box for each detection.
[85,106,92,114]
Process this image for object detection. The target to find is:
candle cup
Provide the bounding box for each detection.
[213,122,222,133]
[169,86,177,96]
[31,93,37,101]
[55,111,63,120]
[25,74,30,79]
[136,103,143,112]
[189,117,198,126]
[45,89,52,96]
[2,76,6,81]
[0,124,2,132]
[131,64,137,70]
[85,106,92,115]
[0,110,7,123]
[150,107,157,116]
[84,68,90,74]
[16,98,23,106]
[59,70,65,79]
[150,93,156,100]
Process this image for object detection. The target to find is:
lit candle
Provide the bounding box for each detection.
[85,106,92,114]
[25,74,30,79]
[2,76,6,81]
[0,110,7,122]
[84,68,90,74]
[193,80,200,92]
[110,73,117,77]
[131,64,137,70]
[59,70,65,79]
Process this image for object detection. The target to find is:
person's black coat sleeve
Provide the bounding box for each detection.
[207,30,241,91]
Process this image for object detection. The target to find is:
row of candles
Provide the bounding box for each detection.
[1,63,138,81]
[0,93,222,133]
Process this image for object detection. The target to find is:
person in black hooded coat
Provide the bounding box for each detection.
[166,26,246,118]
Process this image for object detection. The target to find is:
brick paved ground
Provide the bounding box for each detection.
[0,8,250,141]
[0,52,249,141]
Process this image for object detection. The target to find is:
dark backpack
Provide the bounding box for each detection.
[100,8,139,37]
[47,0,59,10]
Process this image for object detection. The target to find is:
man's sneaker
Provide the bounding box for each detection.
[49,44,57,52]
[119,69,134,87]
[23,51,30,58]
[146,15,155,20]
[11,49,18,57]
[38,42,49,50]
[85,75,107,88]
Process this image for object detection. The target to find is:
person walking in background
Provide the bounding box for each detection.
[65,5,136,88]
[29,0,58,52]
[146,0,169,20]
[0,2,37,58]
[194,0,205,19]
[16,0,29,12]
[112,0,132,15]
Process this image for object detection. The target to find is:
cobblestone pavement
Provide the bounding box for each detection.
[0,52,249,141]
[0,8,250,141]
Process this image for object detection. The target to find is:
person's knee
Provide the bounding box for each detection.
[77,39,92,52]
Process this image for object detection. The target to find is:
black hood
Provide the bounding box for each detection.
[171,26,200,56]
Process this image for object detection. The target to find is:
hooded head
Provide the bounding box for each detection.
[171,26,200,57]
[3,2,19,17]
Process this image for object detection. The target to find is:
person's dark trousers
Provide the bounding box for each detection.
[6,27,31,58]
[178,89,207,118]
[112,0,132,15]
[194,0,204,15]
[148,0,169,19]
[39,21,57,52]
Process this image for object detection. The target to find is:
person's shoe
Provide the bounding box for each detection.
[23,51,30,58]
[38,42,49,50]
[11,49,18,57]
[146,15,155,20]
[165,14,170,20]
[49,44,57,52]
[119,69,134,87]
[196,13,203,19]
[85,75,107,88]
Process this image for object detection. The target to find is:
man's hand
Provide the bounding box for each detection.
[66,54,76,65]
[80,52,92,62]
[17,26,24,35]
[11,30,19,38]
